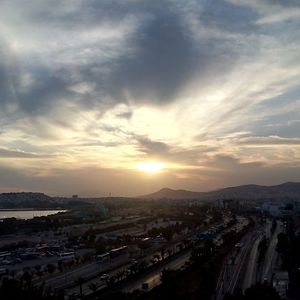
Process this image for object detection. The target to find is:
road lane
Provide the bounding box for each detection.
[261,222,281,283]
[122,250,190,293]
[242,235,261,291]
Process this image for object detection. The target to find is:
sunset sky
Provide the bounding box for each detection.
[0,0,300,196]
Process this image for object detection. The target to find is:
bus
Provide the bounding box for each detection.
[58,251,75,262]
[0,251,11,260]
[109,246,128,259]
[96,252,110,264]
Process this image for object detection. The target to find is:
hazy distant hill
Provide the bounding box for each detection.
[138,188,205,200]
[0,192,61,209]
[139,182,300,201]
[1,182,299,208]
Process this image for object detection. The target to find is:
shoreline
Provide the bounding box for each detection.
[0,208,66,211]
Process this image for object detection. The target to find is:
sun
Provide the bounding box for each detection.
[137,161,165,173]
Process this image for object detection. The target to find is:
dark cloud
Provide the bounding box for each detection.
[236,136,300,145]
[0,164,176,196]
[205,154,265,169]
[19,72,73,115]
[116,111,132,119]
[0,159,299,196]
[104,9,202,104]
[0,1,298,195]
[0,39,19,112]
[0,165,29,188]
[202,0,257,33]
[135,135,217,165]
[0,148,52,158]
[0,0,241,119]
[71,141,121,148]
[135,136,170,155]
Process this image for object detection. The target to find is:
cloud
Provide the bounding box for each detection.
[0,148,52,158]
[257,8,300,25]
[0,0,299,194]
[134,135,219,167]
[1,155,299,196]
[135,136,170,155]
[236,136,300,146]
[226,0,300,24]
[0,0,247,120]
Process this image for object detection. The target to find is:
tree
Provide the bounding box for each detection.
[75,277,85,298]
[107,276,116,287]
[57,261,64,273]
[225,283,282,300]
[46,263,56,275]
[271,219,277,234]
[153,254,160,262]
[137,240,151,254]
[21,271,32,287]
[244,283,282,300]
[276,233,288,255]
[160,269,178,299]
[88,282,100,294]
[34,264,41,273]
[129,263,138,275]
[138,260,148,272]
[258,236,268,262]
[167,248,173,257]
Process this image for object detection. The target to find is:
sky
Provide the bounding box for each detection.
[0,0,300,196]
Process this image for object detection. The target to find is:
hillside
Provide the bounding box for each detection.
[0,192,62,209]
[139,188,205,200]
[139,182,300,201]
[1,182,299,207]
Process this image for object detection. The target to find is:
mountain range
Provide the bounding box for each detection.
[0,182,299,208]
[139,182,300,201]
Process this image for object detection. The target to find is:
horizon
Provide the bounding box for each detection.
[0,180,299,198]
[0,1,300,196]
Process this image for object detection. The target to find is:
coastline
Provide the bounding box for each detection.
[0,208,65,211]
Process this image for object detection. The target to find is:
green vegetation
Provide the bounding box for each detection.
[0,277,64,300]
[90,218,253,300]
[0,204,107,237]
[224,283,282,300]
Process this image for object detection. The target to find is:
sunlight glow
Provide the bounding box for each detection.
[137,162,165,173]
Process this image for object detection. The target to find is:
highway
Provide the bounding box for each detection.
[242,235,261,291]
[38,255,130,291]
[64,245,191,297]
[64,260,131,297]
[33,215,242,299]
[122,248,190,293]
[241,220,281,292]
[260,221,281,283]
[215,220,265,300]
[123,217,249,295]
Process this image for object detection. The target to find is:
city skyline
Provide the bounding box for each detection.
[0,0,300,196]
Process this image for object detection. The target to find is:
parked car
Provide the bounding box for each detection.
[0,267,7,276]
[100,273,109,280]
[10,258,22,265]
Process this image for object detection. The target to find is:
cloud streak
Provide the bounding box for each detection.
[0,0,299,195]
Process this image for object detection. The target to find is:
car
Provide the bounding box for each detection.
[142,283,149,290]
[100,274,109,280]
[0,267,7,276]
[10,258,22,265]
[235,243,243,248]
